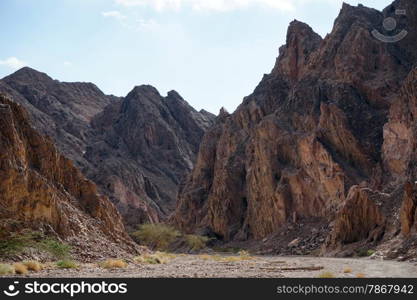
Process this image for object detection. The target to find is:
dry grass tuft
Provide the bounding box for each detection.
[13,263,28,275]
[343,267,352,273]
[100,259,128,269]
[356,273,366,278]
[0,263,15,275]
[23,261,43,272]
[198,254,253,262]
[134,252,174,264]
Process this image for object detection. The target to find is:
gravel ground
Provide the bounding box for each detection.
[14,255,417,278]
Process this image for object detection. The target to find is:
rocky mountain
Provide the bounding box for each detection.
[173,0,417,258]
[0,95,138,261]
[0,68,215,229]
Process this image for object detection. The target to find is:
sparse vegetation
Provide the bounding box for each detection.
[0,264,15,275]
[197,253,253,262]
[100,259,128,269]
[0,263,15,275]
[343,267,352,274]
[134,252,174,264]
[185,235,209,251]
[131,224,181,250]
[0,230,71,260]
[0,231,37,256]
[356,248,375,257]
[23,261,43,272]
[56,260,78,269]
[356,273,366,278]
[39,239,71,260]
[212,247,242,253]
[238,250,250,257]
[13,263,29,275]
[318,271,336,278]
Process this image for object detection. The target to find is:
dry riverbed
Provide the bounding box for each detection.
[10,255,417,278]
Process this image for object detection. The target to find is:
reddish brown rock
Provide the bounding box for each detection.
[400,182,417,236]
[173,0,417,258]
[0,95,138,260]
[326,186,386,249]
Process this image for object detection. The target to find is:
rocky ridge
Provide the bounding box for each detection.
[0,69,215,229]
[173,0,417,258]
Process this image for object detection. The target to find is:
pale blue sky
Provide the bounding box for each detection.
[0,0,393,113]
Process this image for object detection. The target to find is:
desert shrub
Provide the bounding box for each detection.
[238,250,250,257]
[212,247,242,253]
[0,263,15,275]
[318,271,336,278]
[56,260,78,269]
[343,267,352,274]
[23,261,43,272]
[0,231,71,260]
[134,252,174,264]
[13,263,29,275]
[184,235,209,251]
[131,224,181,250]
[100,259,127,269]
[357,248,375,257]
[0,231,36,256]
[39,239,71,259]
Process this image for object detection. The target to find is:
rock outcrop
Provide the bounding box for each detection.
[0,95,138,260]
[173,0,417,257]
[0,68,215,229]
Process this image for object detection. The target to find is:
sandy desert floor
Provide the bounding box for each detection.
[14,255,417,278]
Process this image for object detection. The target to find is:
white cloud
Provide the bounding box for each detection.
[0,57,27,70]
[114,0,347,12]
[102,10,127,20]
[114,0,292,11]
[114,0,335,12]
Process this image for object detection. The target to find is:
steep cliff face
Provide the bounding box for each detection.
[0,69,215,229]
[174,0,417,257]
[0,95,138,260]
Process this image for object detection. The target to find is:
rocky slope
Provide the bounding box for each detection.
[173,0,417,258]
[0,95,138,261]
[0,69,215,229]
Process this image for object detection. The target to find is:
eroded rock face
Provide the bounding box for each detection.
[174,0,417,256]
[326,186,386,248]
[0,69,215,229]
[0,95,138,260]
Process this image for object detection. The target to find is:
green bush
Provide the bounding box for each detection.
[131,224,181,250]
[357,248,375,257]
[0,231,71,260]
[56,260,78,269]
[0,231,39,256]
[39,239,71,259]
[184,235,209,251]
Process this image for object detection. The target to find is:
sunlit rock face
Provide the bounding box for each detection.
[0,95,139,261]
[173,0,417,258]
